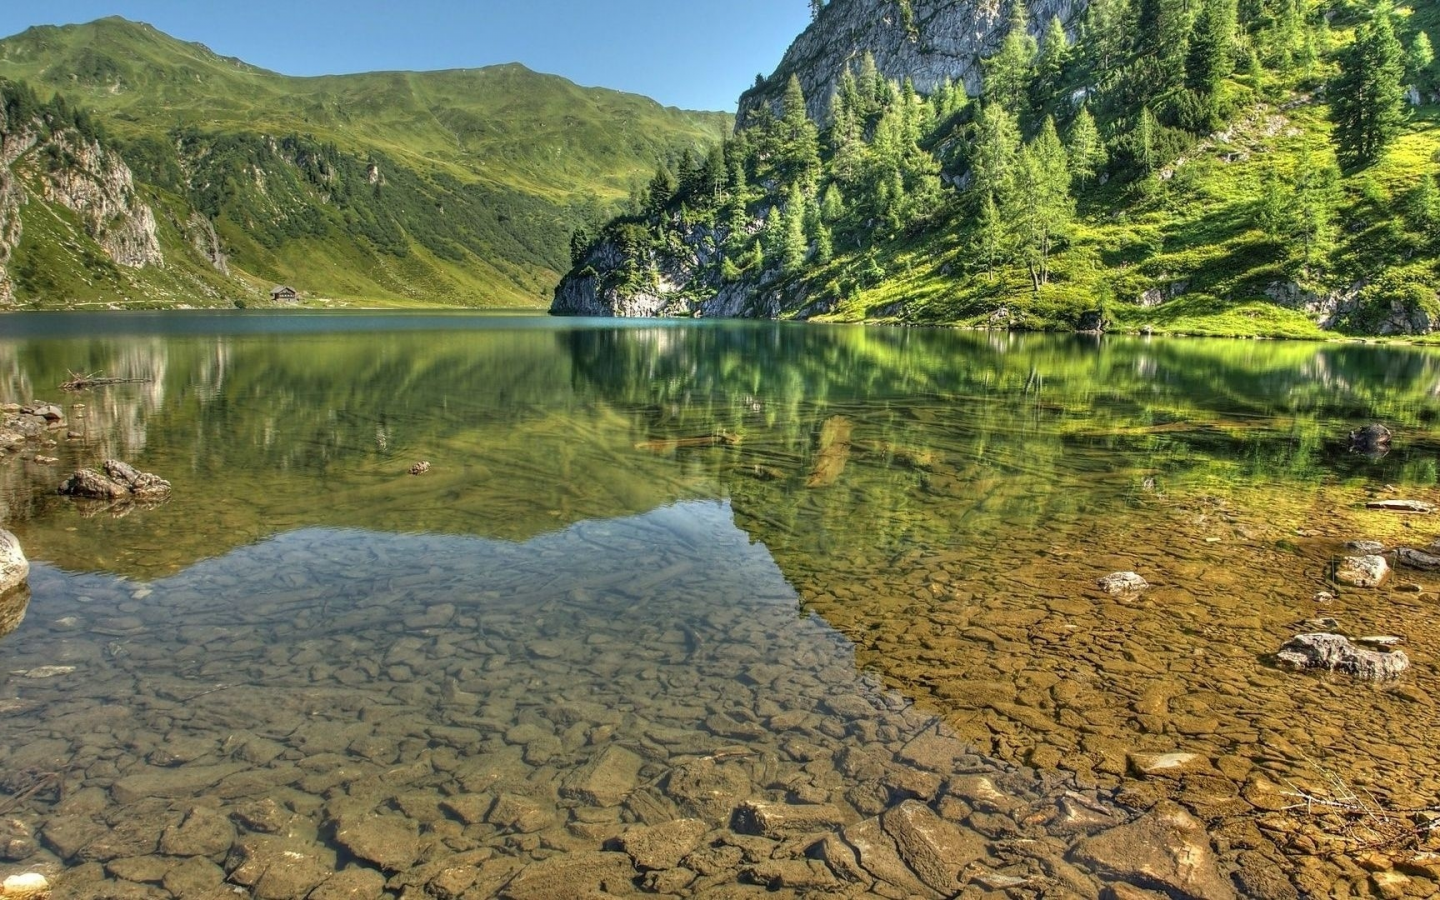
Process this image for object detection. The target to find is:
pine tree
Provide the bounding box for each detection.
[778,75,823,187]
[1332,8,1408,169]
[1067,106,1108,187]
[1082,0,1128,86]
[984,0,1038,114]
[779,184,810,275]
[1012,118,1074,289]
[1409,32,1435,88]
[1036,16,1072,99]
[820,183,846,222]
[1186,0,1237,98]
[970,105,1022,276]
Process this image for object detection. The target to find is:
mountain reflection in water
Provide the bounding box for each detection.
[3,314,1440,896]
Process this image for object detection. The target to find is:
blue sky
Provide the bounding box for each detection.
[0,0,812,112]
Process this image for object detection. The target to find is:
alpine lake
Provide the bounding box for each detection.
[2,313,1440,900]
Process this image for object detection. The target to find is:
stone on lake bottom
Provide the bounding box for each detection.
[560,746,643,807]
[1071,801,1237,900]
[1127,752,1211,778]
[1098,572,1149,595]
[1276,633,1409,681]
[732,801,852,839]
[1396,548,1440,571]
[1366,499,1435,513]
[0,873,50,900]
[1334,555,1389,588]
[611,818,708,870]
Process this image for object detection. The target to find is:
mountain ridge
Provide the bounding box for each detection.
[0,17,732,308]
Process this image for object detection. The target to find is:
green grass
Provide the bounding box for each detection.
[0,17,732,308]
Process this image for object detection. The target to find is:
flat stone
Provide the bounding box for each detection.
[1366,499,1435,513]
[1335,555,1389,588]
[744,859,838,890]
[612,818,708,870]
[1397,548,1440,571]
[333,814,420,872]
[498,851,637,900]
[106,855,175,884]
[732,801,852,839]
[162,857,226,896]
[160,806,235,859]
[880,800,985,895]
[111,763,248,804]
[1071,801,1237,900]
[440,794,493,826]
[842,815,938,898]
[560,746,643,807]
[1098,572,1149,594]
[1346,540,1386,554]
[309,867,389,899]
[1127,752,1212,778]
[226,836,336,900]
[487,793,555,834]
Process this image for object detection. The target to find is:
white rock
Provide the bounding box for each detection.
[0,530,27,596]
[1097,572,1149,595]
[1,872,51,899]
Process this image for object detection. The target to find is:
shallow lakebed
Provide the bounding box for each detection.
[3,313,1440,898]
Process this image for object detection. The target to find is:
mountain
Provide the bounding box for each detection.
[555,0,1440,338]
[0,17,731,308]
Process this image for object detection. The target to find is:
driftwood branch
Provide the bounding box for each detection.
[60,370,152,392]
[1283,766,1440,854]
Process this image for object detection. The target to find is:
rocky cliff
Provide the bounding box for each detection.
[554,223,784,319]
[739,0,1086,124]
[0,88,167,302]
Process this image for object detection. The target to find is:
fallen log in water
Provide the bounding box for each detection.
[60,370,152,392]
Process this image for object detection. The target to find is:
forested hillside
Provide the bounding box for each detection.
[557,0,1440,337]
[0,18,731,308]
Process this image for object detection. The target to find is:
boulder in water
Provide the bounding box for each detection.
[59,459,170,501]
[1275,633,1409,681]
[0,529,28,597]
[1349,424,1392,454]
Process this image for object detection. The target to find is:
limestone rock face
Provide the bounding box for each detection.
[551,224,774,320]
[0,97,164,300]
[739,0,1088,124]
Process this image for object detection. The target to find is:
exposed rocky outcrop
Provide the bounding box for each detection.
[553,222,784,319]
[1266,279,1438,336]
[0,95,167,300]
[740,0,1087,124]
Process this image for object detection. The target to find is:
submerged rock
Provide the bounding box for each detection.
[1071,801,1237,900]
[1365,499,1435,513]
[1098,572,1149,595]
[1396,548,1440,571]
[1334,555,1389,588]
[0,530,28,597]
[1275,633,1410,681]
[0,872,50,900]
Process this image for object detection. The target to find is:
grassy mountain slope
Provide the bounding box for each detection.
[0,17,731,307]
[559,0,1440,338]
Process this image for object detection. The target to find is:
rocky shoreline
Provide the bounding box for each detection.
[0,512,1247,900]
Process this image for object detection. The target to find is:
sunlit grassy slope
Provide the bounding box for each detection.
[777,4,1440,338]
[0,17,731,308]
